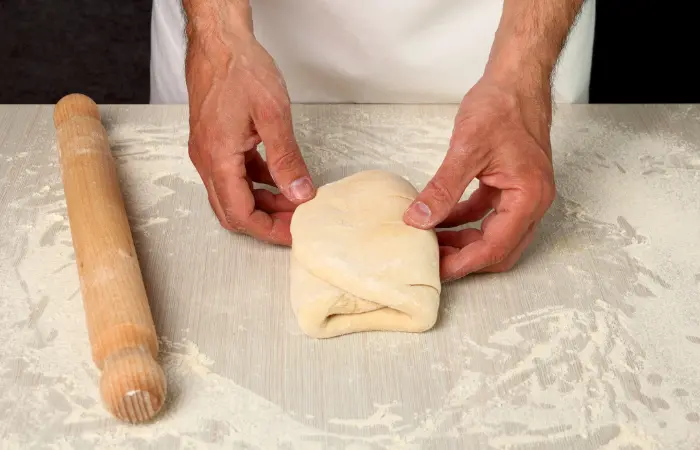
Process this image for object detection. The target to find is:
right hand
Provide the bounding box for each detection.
[185,30,315,246]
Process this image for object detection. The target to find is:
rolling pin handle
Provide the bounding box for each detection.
[54,93,100,127]
[100,346,167,424]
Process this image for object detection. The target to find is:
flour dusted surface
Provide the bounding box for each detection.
[0,104,699,449]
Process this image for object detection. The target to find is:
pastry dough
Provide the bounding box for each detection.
[289,170,441,338]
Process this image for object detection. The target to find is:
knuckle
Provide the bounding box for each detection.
[541,179,556,206]
[496,258,518,272]
[217,217,235,232]
[189,124,223,161]
[533,173,556,207]
[188,143,201,167]
[213,208,235,231]
[222,210,246,234]
[523,167,556,209]
[271,147,302,174]
[426,177,456,206]
[453,119,479,139]
[485,244,509,267]
[257,98,291,124]
[210,157,238,177]
[451,124,481,154]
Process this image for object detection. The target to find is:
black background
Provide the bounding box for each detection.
[589,1,698,103]
[1,0,698,104]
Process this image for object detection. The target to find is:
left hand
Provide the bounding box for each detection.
[403,76,556,281]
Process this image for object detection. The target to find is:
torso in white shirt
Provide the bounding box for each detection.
[150,0,596,104]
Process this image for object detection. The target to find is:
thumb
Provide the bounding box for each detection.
[253,101,316,204]
[404,151,480,229]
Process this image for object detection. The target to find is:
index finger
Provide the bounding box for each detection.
[440,190,535,280]
[211,155,293,245]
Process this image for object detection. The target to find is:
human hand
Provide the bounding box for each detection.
[403,77,555,281]
[186,29,315,245]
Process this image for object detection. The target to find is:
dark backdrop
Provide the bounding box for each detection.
[589,1,698,103]
[1,0,152,104]
[1,1,698,104]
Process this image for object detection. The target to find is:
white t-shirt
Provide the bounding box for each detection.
[150,0,596,104]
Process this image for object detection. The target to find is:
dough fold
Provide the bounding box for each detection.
[289,170,441,338]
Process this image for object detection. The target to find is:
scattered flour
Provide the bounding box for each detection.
[1,105,699,449]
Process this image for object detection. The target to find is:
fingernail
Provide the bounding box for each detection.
[289,177,314,201]
[408,201,432,224]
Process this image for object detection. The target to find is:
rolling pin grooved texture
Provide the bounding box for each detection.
[54,94,166,423]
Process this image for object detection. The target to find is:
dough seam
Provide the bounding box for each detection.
[289,170,442,338]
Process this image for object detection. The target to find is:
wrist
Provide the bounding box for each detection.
[480,42,554,153]
[484,41,553,102]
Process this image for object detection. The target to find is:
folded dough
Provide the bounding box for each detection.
[289,170,441,338]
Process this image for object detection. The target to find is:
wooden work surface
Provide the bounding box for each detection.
[1,104,699,449]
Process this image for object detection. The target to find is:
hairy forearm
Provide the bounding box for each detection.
[486,0,586,92]
[182,0,253,43]
[182,0,254,83]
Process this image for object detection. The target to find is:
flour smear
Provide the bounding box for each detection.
[1,105,700,449]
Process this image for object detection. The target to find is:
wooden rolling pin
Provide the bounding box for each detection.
[53,93,166,423]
